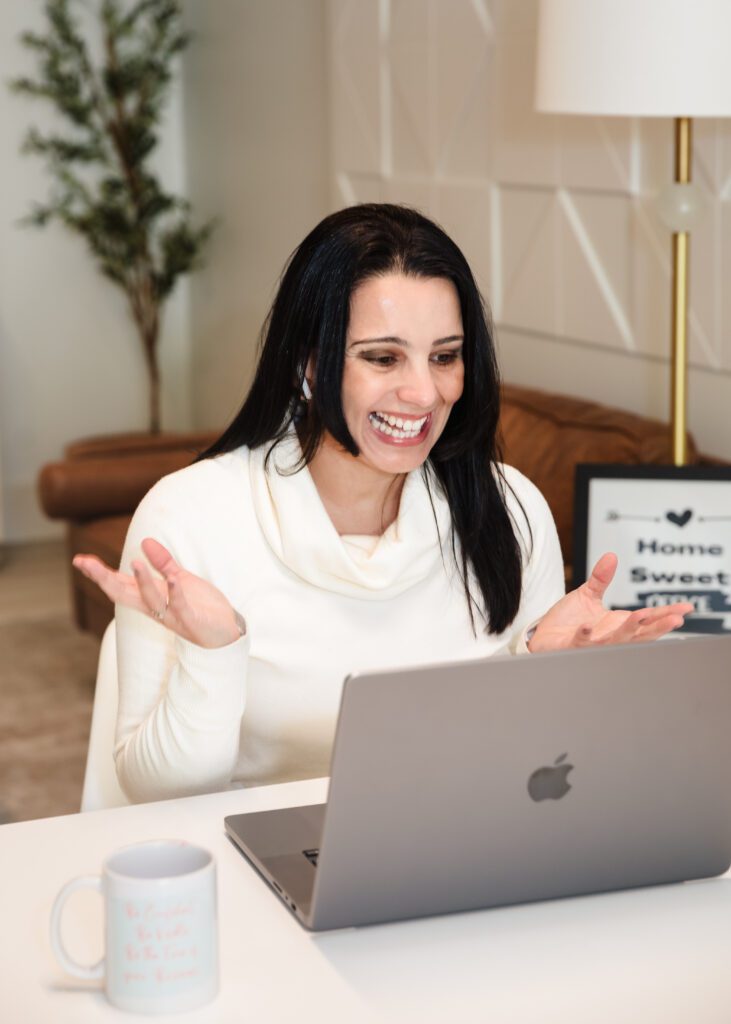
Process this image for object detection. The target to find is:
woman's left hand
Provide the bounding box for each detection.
[528,552,694,653]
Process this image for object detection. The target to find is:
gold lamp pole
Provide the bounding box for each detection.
[671,117,692,467]
[535,0,731,471]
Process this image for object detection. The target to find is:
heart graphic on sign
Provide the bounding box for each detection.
[666,509,693,527]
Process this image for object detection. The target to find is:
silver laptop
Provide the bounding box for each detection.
[224,635,731,931]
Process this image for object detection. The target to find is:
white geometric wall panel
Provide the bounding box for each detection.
[327,0,731,397]
[330,0,382,176]
[328,0,496,298]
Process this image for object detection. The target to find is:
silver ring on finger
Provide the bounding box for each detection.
[153,596,169,622]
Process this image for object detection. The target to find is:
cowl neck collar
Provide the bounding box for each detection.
[248,431,452,598]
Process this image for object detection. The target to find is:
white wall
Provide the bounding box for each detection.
[182,0,330,429]
[327,0,731,460]
[0,1,191,542]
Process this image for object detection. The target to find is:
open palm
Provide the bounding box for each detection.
[529,553,693,652]
[73,538,242,649]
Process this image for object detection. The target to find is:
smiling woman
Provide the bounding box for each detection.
[73,204,692,804]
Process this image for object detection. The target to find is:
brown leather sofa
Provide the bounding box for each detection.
[38,384,701,638]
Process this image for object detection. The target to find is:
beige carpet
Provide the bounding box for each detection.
[0,616,100,824]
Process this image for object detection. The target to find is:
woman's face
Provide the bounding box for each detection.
[339,272,465,475]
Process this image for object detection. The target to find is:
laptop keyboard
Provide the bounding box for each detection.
[303,848,319,867]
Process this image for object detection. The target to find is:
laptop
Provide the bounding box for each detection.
[224,634,731,931]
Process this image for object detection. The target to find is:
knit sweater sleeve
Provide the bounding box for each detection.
[113,467,250,803]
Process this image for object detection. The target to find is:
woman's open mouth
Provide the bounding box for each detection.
[367,411,432,445]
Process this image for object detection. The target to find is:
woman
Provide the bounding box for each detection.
[74,204,692,803]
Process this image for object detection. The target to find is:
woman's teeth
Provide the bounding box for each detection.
[368,411,428,439]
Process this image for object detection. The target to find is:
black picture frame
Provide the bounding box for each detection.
[573,463,731,635]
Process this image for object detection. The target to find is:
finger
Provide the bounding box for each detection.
[131,558,168,619]
[630,615,687,642]
[659,601,695,617]
[587,601,693,645]
[582,552,618,602]
[595,611,687,646]
[73,552,113,578]
[140,538,182,581]
[626,604,693,630]
[73,555,148,612]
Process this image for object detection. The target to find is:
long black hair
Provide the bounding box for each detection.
[201,204,527,634]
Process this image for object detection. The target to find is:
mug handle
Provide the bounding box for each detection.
[50,875,105,980]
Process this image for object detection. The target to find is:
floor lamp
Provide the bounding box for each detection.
[535,0,731,466]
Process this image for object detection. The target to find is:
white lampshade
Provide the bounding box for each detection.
[536,0,731,117]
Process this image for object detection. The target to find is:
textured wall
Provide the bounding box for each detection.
[328,0,731,459]
[182,0,330,431]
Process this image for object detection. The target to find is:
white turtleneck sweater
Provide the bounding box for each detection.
[114,436,565,803]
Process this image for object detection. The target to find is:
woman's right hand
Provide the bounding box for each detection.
[73,538,245,649]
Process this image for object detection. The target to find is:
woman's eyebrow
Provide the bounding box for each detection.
[348,334,464,348]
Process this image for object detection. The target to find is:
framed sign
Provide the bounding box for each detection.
[573,464,731,635]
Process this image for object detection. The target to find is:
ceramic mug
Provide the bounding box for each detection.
[50,839,218,1014]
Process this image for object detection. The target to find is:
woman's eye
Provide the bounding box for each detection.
[432,350,462,365]
[362,353,398,367]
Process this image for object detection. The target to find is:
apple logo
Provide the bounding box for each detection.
[527,753,573,802]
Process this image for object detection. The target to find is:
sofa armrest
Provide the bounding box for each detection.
[39,449,202,521]
[64,430,218,461]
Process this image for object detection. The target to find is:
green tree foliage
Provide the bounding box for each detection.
[11,0,214,433]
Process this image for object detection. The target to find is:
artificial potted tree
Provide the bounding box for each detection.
[12,0,218,635]
[11,0,212,434]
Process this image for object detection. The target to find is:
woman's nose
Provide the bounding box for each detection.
[396,363,438,408]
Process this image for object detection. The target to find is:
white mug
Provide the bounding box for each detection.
[50,839,218,1014]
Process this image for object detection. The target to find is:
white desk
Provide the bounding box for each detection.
[2,778,731,1023]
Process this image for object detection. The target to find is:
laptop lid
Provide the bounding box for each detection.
[227,635,731,931]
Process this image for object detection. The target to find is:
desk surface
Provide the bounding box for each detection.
[2,778,731,1023]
